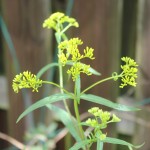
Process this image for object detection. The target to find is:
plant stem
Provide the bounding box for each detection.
[74,98,85,140]
[81,75,122,94]
[56,31,72,116]
[42,81,72,96]
[59,64,72,114]
[61,24,72,34]
[97,140,103,150]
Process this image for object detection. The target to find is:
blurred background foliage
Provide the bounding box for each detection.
[0,0,150,149]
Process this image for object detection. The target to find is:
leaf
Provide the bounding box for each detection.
[69,140,91,150]
[102,137,144,149]
[46,104,81,142]
[66,62,101,76]
[17,93,72,123]
[80,94,140,111]
[89,67,101,76]
[69,136,144,150]
[36,63,59,78]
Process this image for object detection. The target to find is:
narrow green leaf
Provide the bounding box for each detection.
[89,67,101,76]
[46,104,81,142]
[81,94,140,111]
[17,93,72,123]
[102,137,144,149]
[69,140,90,150]
[36,63,59,78]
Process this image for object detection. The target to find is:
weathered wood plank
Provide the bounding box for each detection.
[72,1,123,149]
[1,0,51,141]
[134,0,150,149]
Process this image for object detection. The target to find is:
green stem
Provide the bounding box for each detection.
[61,24,72,34]
[59,64,72,114]
[81,74,122,94]
[42,81,72,96]
[74,98,85,140]
[56,31,72,116]
[97,140,103,150]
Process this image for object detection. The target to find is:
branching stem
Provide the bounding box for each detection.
[81,74,122,94]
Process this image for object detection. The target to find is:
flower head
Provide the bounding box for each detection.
[120,57,138,88]
[12,71,43,93]
[58,38,83,66]
[86,118,98,127]
[58,38,95,81]
[111,114,121,122]
[85,107,121,141]
[100,133,107,140]
[43,12,79,32]
[67,63,92,81]
[86,107,121,128]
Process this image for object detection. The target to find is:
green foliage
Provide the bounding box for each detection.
[69,140,91,150]
[80,107,121,147]
[36,62,59,79]
[80,94,139,111]
[12,12,143,150]
[24,123,58,149]
[16,93,73,123]
[102,137,144,150]
[46,104,81,142]
[69,137,144,150]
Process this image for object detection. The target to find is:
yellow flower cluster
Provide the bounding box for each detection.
[58,38,83,65]
[12,71,43,93]
[120,57,138,88]
[58,38,95,81]
[67,63,91,81]
[86,107,121,140]
[43,12,79,32]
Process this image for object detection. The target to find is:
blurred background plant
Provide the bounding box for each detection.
[24,123,60,150]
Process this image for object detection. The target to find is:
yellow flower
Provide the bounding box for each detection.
[12,71,43,93]
[86,107,121,142]
[84,47,95,60]
[43,12,79,32]
[100,133,106,140]
[67,63,91,81]
[58,38,95,81]
[120,57,138,88]
[86,118,98,127]
[111,114,121,122]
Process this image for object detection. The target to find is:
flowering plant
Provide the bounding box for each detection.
[12,12,143,150]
